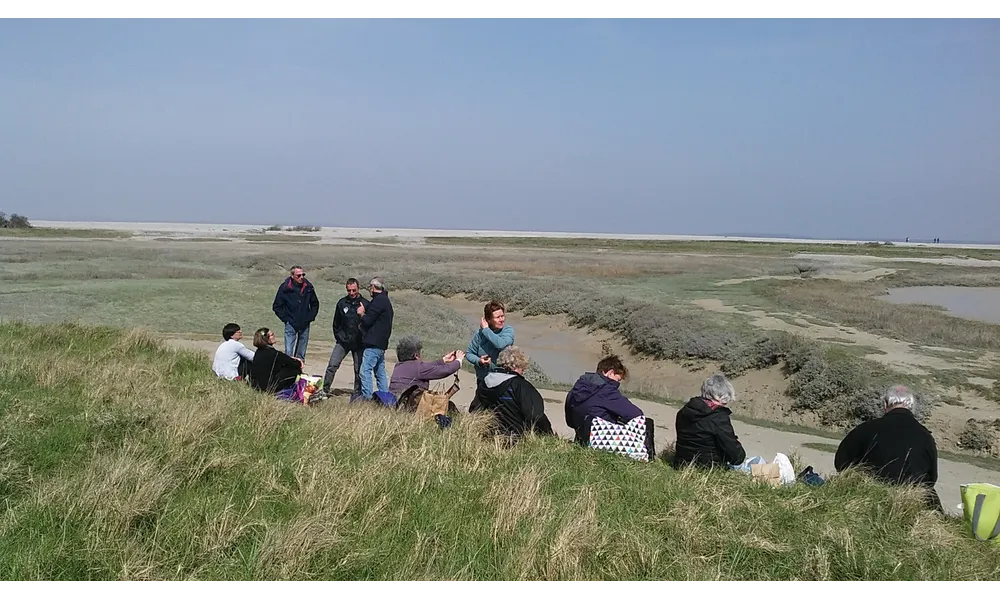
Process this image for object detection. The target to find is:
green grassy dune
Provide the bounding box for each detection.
[1,322,998,580]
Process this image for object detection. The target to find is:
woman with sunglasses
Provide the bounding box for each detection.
[249,327,303,394]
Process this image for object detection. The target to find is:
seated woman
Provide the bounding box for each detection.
[212,322,255,381]
[470,345,553,438]
[248,327,303,394]
[389,335,465,397]
[673,374,747,469]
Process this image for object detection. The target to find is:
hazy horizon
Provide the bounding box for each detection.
[2,20,998,242]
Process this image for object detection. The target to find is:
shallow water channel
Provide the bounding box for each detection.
[880,286,1000,325]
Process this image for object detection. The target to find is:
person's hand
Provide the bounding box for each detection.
[442,351,456,362]
[295,357,304,367]
[454,350,466,363]
[357,304,365,316]
[480,317,489,329]
[478,355,491,367]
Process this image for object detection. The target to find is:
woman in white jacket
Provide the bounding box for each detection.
[212,323,255,381]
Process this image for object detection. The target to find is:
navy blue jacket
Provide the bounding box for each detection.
[565,372,643,442]
[272,277,320,332]
[359,290,393,350]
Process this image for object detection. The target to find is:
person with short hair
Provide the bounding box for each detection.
[470,345,553,438]
[673,374,746,469]
[564,354,643,444]
[389,335,465,397]
[323,277,370,398]
[272,265,320,360]
[211,323,255,381]
[466,300,514,382]
[835,385,942,511]
[356,277,394,400]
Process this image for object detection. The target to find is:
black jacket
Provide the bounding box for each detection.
[835,409,941,510]
[249,345,302,394]
[359,290,393,350]
[333,294,370,349]
[272,277,320,332]
[673,397,746,469]
[470,368,554,438]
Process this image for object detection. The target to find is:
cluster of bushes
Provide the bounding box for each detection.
[264,224,321,232]
[959,419,999,453]
[0,212,31,228]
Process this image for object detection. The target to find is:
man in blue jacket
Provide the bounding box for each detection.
[356,277,394,400]
[466,300,515,382]
[272,265,320,360]
[565,355,644,445]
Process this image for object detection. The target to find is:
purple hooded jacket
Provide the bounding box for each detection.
[564,372,643,440]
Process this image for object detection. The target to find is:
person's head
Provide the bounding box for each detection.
[369,277,385,296]
[396,335,423,363]
[497,345,530,375]
[484,300,506,329]
[597,354,628,382]
[346,278,360,299]
[289,265,305,283]
[701,374,736,405]
[222,323,242,341]
[883,384,915,413]
[253,327,276,348]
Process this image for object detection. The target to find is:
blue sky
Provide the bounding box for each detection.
[1,19,997,241]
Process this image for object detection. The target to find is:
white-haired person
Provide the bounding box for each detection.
[672,374,747,469]
[470,345,553,439]
[835,384,942,511]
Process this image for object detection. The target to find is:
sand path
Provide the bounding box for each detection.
[168,338,999,516]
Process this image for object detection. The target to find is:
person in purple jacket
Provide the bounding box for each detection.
[564,355,644,444]
[389,335,466,397]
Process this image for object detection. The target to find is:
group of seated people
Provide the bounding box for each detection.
[213,316,943,511]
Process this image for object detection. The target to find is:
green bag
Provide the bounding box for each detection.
[960,483,1000,543]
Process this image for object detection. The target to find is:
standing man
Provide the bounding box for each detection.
[466,300,514,382]
[272,265,320,361]
[357,277,394,401]
[323,278,369,399]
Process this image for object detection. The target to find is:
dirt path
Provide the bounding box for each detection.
[169,337,998,516]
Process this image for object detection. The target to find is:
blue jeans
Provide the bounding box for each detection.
[359,347,388,400]
[284,323,310,360]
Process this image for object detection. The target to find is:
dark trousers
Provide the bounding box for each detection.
[324,343,363,396]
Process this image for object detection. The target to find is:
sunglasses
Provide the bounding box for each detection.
[292,273,305,278]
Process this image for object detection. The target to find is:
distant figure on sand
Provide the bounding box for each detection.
[835,385,942,511]
[323,278,370,399]
[673,374,746,469]
[466,300,514,382]
[249,327,303,394]
[470,345,553,439]
[212,322,255,381]
[564,355,643,444]
[389,335,464,397]
[357,277,394,400]
[272,265,320,361]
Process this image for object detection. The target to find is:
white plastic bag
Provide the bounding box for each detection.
[773,453,796,485]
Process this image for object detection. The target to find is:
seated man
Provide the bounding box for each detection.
[211,323,255,381]
[389,335,465,397]
[673,374,746,469]
[835,385,942,511]
[470,345,553,438]
[565,354,643,445]
[248,327,303,394]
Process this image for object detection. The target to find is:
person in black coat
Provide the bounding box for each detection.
[249,327,303,394]
[673,374,747,469]
[271,266,320,361]
[356,277,394,400]
[323,277,370,398]
[470,345,554,439]
[835,385,942,511]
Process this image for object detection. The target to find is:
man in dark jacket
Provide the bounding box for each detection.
[565,355,643,444]
[470,345,553,439]
[356,277,394,400]
[323,278,370,398]
[673,374,746,469]
[835,385,942,511]
[272,265,320,360]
